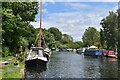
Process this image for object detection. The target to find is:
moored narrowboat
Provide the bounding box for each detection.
[84,49,102,57]
[102,50,108,57]
[107,50,117,58]
[118,50,120,59]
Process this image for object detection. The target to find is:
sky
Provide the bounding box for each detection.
[30,1,119,41]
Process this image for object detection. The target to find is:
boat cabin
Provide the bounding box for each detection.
[84,49,102,57]
[117,50,120,59]
[27,47,44,60]
[108,50,114,55]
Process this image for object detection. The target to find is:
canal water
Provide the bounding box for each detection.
[25,51,119,78]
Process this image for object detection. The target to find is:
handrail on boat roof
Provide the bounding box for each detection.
[30,47,44,50]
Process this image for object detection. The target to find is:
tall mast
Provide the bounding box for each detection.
[39,0,42,47]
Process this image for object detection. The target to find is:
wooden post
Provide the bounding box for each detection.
[39,0,42,47]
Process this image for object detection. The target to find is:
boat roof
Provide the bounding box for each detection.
[89,45,97,49]
[30,47,44,50]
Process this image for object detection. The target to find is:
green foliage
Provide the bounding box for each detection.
[117,8,120,49]
[66,41,83,49]
[2,2,86,56]
[82,27,100,47]
[100,11,118,49]
[74,41,83,48]
[1,56,12,61]
[60,34,83,49]
[43,29,55,49]
[34,28,56,48]
[48,27,62,41]
[2,2,39,21]
[2,2,39,54]
[0,27,2,52]
[61,34,73,44]
[100,29,105,48]
[55,41,62,48]
[2,47,9,57]
[66,42,77,49]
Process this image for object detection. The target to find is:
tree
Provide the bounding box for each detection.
[74,41,83,48]
[48,27,62,41]
[61,34,73,44]
[117,7,120,50]
[100,11,117,50]
[2,2,39,22]
[66,41,83,49]
[82,27,100,47]
[100,28,105,48]
[1,2,39,54]
[34,28,56,49]
[42,29,55,49]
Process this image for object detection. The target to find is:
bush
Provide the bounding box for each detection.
[2,47,10,57]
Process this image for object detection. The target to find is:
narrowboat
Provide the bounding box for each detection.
[84,49,102,57]
[102,50,108,57]
[118,50,120,59]
[107,50,117,58]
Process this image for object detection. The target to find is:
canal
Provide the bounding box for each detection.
[25,51,119,78]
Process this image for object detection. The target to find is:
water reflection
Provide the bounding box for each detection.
[99,57,118,78]
[25,51,119,78]
[118,60,120,79]
[82,57,101,78]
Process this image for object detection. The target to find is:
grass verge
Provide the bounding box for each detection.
[1,56,25,78]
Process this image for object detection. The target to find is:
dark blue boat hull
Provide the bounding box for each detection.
[25,59,47,72]
[84,49,102,57]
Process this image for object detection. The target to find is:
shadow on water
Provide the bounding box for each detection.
[24,67,47,78]
[24,63,47,78]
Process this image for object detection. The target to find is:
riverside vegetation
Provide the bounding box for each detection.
[1,2,120,78]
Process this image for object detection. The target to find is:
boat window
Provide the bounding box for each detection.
[30,50,38,57]
[38,50,43,57]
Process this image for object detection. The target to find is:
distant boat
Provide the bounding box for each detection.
[66,48,73,52]
[102,50,108,57]
[51,47,56,51]
[108,55,117,58]
[84,49,102,57]
[89,45,97,49]
[76,48,87,54]
[107,50,117,58]
[118,50,120,59]
[59,48,68,52]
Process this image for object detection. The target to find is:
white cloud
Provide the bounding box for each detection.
[31,2,118,41]
[30,21,40,28]
[31,12,103,41]
[65,3,91,9]
[42,9,48,13]
[37,8,48,14]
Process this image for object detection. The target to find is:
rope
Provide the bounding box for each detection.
[34,32,40,46]
[42,31,48,48]
[33,31,48,48]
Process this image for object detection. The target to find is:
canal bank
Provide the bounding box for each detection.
[25,51,119,78]
[1,56,25,78]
